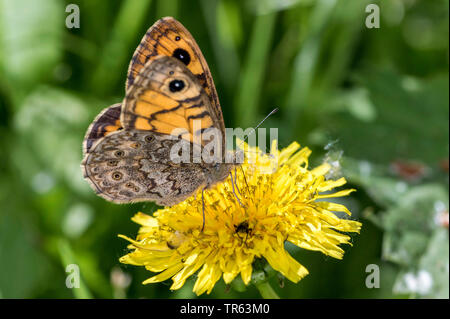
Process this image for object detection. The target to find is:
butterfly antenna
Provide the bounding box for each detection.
[233,108,278,203]
[237,108,278,149]
[229,172,245,208]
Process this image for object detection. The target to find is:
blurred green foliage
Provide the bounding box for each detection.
[0,0,448,299]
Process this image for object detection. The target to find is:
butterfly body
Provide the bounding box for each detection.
[81,17,237,207]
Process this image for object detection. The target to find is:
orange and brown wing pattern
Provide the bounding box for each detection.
[83,104,122,154]
[121,56,220,145]
[126,17,224,135]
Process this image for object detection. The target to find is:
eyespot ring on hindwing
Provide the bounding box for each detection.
[107,160,119,167]
[111,171,123,181]
[114,150,125,157]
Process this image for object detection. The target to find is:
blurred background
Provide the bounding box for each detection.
[0,0,448,299]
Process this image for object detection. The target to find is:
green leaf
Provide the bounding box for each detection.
[90,0,153,95]
[418,228,449,298]
[326,70,449,165]
[0,0,63,91]
[0,209,51,297]
[13,86,91,194]
[235,11,277,127]
[380,184,448,265]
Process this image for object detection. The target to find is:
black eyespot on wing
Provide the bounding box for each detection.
[172,48,190,65]
[175,36,181,41]
[107,160,118,166]
[112,172,123,181]
[145,135,155,143]
[169,80,185,92]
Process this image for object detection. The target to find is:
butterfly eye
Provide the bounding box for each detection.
[172,48,190,65]
[169,79,185,93]
[112,172,123,181]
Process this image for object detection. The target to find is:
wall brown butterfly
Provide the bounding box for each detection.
[81,17,239,222]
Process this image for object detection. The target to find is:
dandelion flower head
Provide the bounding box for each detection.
[119,140,362,295]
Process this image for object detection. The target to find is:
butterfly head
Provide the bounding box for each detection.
[204,150,244,188]
[205,162,235,188]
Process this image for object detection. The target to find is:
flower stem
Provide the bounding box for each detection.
[255,281,280,299]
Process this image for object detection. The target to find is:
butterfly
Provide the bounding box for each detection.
[81,17,241,224]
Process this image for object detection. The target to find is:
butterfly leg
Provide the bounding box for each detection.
[240,166,250,190]
[230,172,245,208]
[239,165,256,207]
[234,167,242,196]
[201,187,206,232]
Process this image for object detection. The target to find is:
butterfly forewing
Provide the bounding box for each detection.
[121,56,223,147]
[126,17,224,135]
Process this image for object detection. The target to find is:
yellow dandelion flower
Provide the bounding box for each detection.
[119,140,362,296]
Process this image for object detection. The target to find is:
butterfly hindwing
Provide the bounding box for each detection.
[82,129,207,205]
[83,103,122,154]
[126,17,225,135]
